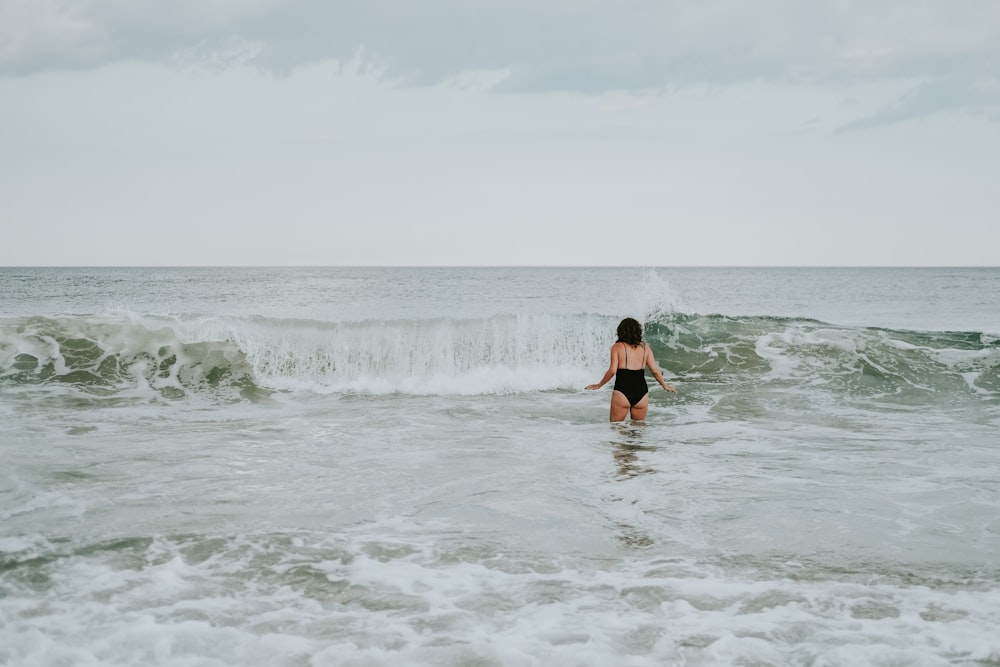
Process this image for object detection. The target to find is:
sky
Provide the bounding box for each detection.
[1,0,998,266]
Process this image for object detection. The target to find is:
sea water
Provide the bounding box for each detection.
[1,266,998,666]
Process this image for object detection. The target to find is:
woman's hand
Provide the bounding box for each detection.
[662,383,677,392]
[585,383,601,390]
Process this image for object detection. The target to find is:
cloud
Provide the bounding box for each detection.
[0,0,106,71]
[0,0,280,72]
[2,0,999,124]
[838,73,1000,131]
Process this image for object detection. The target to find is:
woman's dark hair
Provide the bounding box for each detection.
[616,318,643,346]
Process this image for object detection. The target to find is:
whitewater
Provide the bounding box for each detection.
[1,266,999,666]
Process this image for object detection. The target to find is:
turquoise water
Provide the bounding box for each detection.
[2,267,999,666]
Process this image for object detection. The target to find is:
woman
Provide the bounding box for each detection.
[586,317,676,422]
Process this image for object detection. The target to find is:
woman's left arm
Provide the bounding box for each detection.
[645,344,677,392]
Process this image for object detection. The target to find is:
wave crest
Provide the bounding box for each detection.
[0,313,615,398]
[2,312,997,402]
[647,314,1000,400]
[1,316,255,400]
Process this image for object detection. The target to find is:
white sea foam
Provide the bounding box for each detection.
[0,482,87,523]
[2,527,998,667]
[220,313,613,395]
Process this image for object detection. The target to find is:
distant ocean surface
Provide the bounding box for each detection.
[2,266,999,666]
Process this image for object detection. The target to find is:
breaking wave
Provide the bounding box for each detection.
[1,311,998,402]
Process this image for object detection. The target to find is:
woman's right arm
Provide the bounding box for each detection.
[586,344,619,390]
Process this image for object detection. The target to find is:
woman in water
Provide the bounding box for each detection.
[586,317,676,422]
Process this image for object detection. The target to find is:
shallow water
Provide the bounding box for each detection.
[2,267,999,666]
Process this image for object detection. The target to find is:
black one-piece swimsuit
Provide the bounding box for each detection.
[613,344,648,406]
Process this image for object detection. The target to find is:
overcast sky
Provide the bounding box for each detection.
[2,0,998,266]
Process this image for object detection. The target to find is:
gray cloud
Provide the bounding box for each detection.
[839,73,1000,131]
[2,0,998,123]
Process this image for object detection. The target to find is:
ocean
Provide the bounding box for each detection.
[1,266,998,666]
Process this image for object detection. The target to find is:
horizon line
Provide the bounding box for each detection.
[1,264,997,270]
